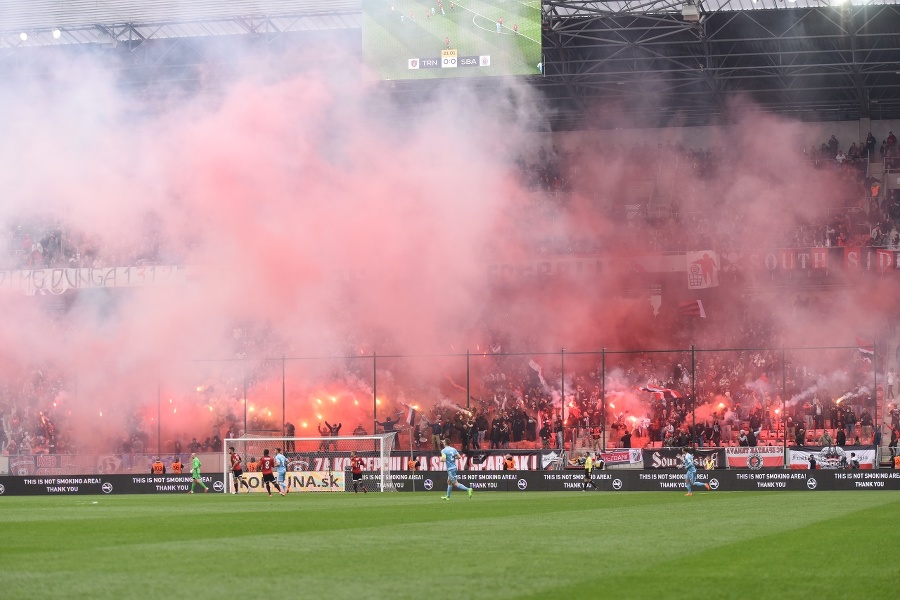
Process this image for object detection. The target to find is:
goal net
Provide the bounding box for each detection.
[223,433,398,494]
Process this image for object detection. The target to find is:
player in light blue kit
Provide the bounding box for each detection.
[274,447,289,496]
[440,439,473,500]
[682,446,710,496]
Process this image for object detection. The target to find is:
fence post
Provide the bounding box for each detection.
[372,352,377,437]
[874,342,879,462]
[242,366,248,436]
[782,345,787,462]
[691,345,696,448]
[156,372,161,458]
[561,348,566,450]
[601,348,606,452]
[466,350,470,411]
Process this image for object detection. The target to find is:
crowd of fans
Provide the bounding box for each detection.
[0,366,72,457]
[3,132,898,272]
[1,213,168,271]
[513,131,900,256]
[3,130,900,464]
[0,305,892,462]
[421,307,886,455]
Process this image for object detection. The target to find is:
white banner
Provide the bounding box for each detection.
[0,266,187,295]
[725,446,784,468]
[599,449,644,465]
[686,250,720,289]
[788,447,876,469]
[240,470,344,492]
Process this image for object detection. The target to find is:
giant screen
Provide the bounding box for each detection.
[363,0,543,80]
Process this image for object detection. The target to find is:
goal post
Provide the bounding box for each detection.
[222,433,398,494]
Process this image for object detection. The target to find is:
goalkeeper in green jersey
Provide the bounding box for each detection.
[189,453,208,493]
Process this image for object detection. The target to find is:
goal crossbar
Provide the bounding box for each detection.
[223,433,398,494]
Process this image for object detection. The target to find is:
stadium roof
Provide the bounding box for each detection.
[0,1,357,30]
[1,0,895,31]
[2,0,900,130]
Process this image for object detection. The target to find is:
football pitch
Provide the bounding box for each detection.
[1,490,898,599]
[363,0,542,79]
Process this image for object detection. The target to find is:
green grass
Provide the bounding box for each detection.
[1,491,898,599]
[363,0,542,80]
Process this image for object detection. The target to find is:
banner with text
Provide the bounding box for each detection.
[788,446,876,469]
[0,473,224,495]
[239,471,343,492]
[0,266,187,295]
[4,469,900,494]
[725,446,785,469]
[720,247,900,276]
[598,449,644,466]
[642,447,725,470]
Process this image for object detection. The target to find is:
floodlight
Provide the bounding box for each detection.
[682,2,699,22]
[96,31,117,48]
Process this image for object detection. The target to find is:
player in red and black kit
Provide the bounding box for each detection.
[350,451,366,494]
[229,446,245,494]
[258,449,278,497]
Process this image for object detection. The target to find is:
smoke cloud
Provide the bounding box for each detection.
[0,30,896,455]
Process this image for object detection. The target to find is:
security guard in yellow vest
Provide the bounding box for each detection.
[582,453,597,491]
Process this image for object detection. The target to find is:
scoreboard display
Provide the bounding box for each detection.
[407,49,491,70]
[363,0,542,80]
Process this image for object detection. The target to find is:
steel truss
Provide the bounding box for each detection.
[1,1,899,130]
[540,1,900,128]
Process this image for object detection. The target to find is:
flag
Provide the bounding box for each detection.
[528,358,547,386]
[856,338,874,361]
[639,386,683,400]
[678,299,706,318]
[405,406,417,427]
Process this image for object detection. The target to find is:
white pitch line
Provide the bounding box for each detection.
[454,2,540,45]
[471,14,511,34]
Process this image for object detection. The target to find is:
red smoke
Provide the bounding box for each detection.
[0,44,896,454]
